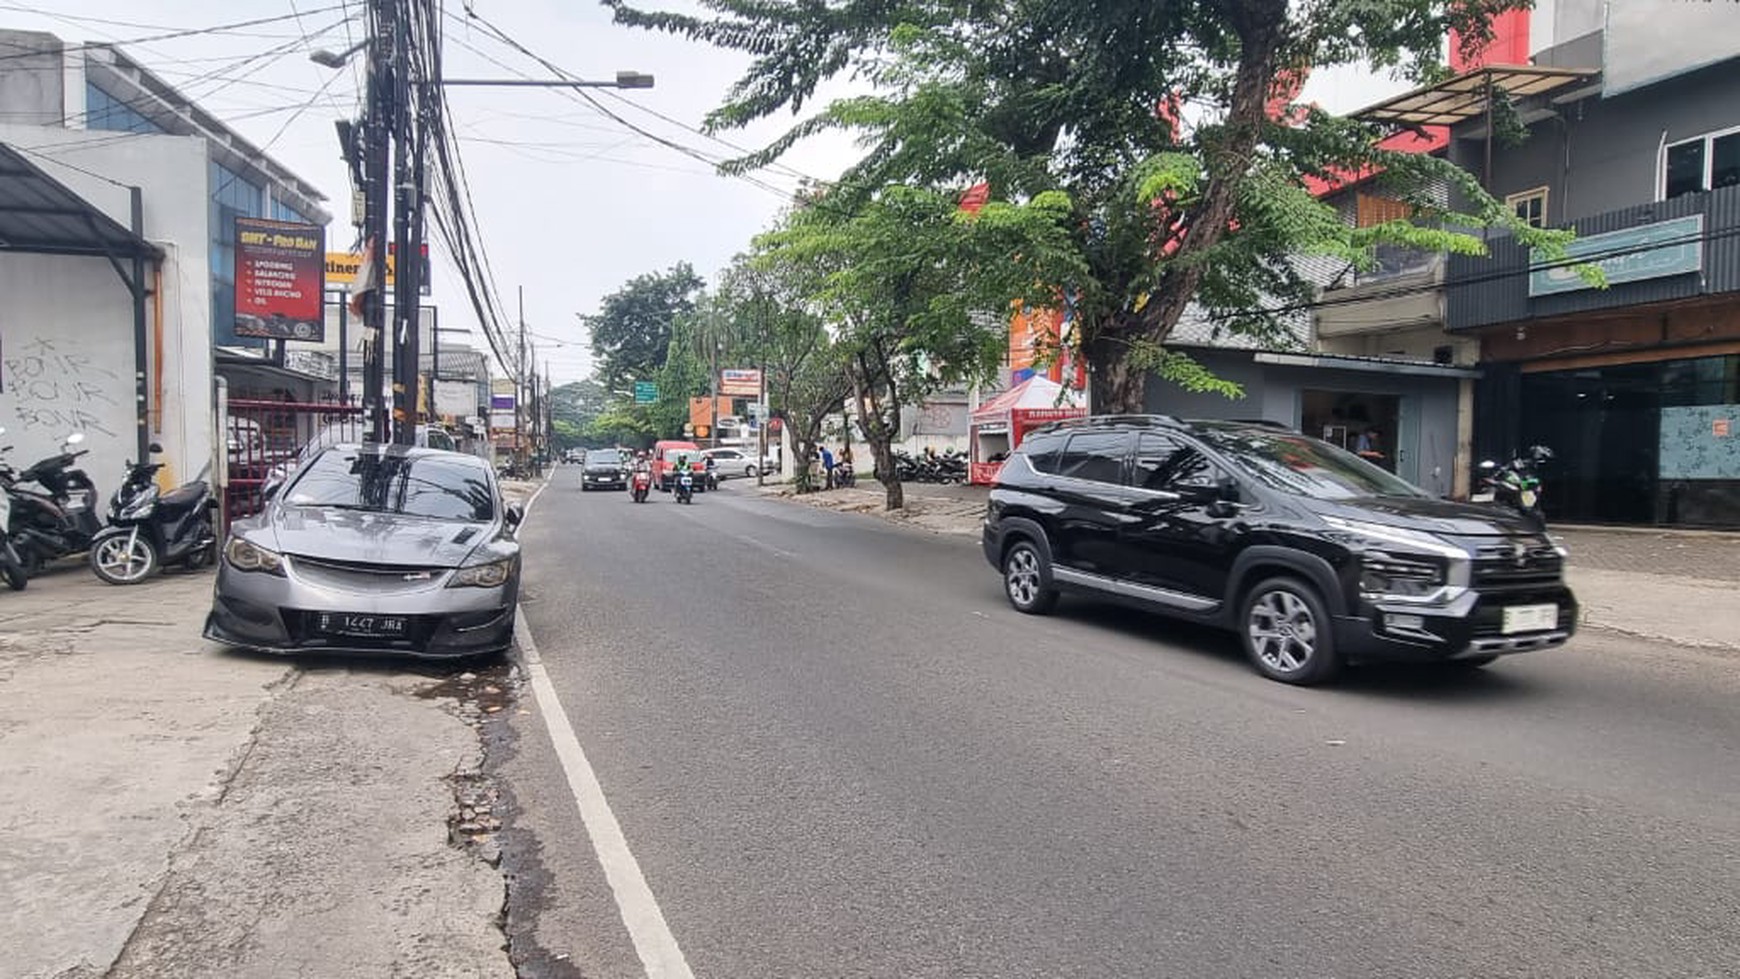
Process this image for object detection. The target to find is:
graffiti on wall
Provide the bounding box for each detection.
[3,336,121,437]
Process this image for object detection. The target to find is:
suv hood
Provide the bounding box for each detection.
[269,505,488,567]
[1309,495,1542,537]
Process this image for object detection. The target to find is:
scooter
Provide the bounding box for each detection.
[673,469,695,505]
[87,446,217,585]
[5,432,102,573]
[0,429,29,591]
[1472,445,1553,522]
[630,467,652,503]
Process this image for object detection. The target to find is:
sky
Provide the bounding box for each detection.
[5,2,1409,385]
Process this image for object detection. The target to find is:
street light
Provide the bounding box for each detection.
[308,39,369,69]
[439,73,655,89]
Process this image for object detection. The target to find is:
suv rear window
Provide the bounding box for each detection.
[1056,431,1127,483]
[1019,432,1067,474]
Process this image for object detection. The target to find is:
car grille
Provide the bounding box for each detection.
[288,555,449,593]
[1471,538,1563,587]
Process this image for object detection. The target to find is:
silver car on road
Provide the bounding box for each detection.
[203,444,522,659]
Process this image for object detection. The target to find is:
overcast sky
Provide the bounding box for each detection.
[8,2,1407,384]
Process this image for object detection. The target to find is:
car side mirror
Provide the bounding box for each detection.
[260,465,289,501]
[148,442,164,454]
[504,503,525,530]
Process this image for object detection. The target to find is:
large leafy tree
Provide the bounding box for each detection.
[759,185,1085,509]
[605,0,1578,412]
[584,262,706,389]
[718,252,854,493]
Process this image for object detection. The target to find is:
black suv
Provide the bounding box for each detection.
[981,416,1576,685]
[580,448,628,491]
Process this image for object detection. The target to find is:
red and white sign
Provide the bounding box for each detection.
[719,369,763,397]
[234,217,326,341]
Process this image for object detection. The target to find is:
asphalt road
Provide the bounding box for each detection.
[503,471,1740,979]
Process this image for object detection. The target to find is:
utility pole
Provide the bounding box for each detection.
[359,0,394,443]
[708,298,719,447]
[388,0,423,445]
[516,286,527,469]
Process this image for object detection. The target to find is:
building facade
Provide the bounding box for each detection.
[0,31,331,493]
[1438,14,1740,527]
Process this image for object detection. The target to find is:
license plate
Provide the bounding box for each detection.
[315,612,408,638]
[1502,604,1558,634]
[1470,492,1496,503]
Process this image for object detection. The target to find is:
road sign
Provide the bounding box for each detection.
[633,380,658,404]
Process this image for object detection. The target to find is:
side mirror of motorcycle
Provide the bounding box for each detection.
[64,432,86,448]
[148,442,164,454]
[1478,459,1497,470]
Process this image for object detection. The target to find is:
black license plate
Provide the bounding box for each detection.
[314,612,409,638]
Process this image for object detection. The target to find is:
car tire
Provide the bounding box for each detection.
[1002,539,1058,615]
[745,464,757,478]
[1240,577,1341,686]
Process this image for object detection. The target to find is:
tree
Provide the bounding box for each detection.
[583,263,705,389]
[606,0,1584,412]
[550,379,609,446]
[718,253,852,494]
[758,185,1085,509]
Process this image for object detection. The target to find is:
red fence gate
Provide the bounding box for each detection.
[224,399,362,520]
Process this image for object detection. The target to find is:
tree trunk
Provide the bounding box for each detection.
[1085,322,1147,415]
[847,354,904,511]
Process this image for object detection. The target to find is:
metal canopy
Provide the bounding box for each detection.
[0,142,160,260]
[1351,65,1597,128]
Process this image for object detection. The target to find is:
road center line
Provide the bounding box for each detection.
[512,477,696,979]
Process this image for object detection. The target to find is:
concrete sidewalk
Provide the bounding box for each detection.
[768,481,1740,653]
[0,565,514,978]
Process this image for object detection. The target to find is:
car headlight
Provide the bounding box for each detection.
[449,559,513,589]
[1359,551,1447,599]
[1322,515,1468,602]
[225,536,284,575]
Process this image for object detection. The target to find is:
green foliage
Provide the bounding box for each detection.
[585,401,653,445]
[608,0,1550,411]
[1130,345,1246,400]
[583,263,705,389]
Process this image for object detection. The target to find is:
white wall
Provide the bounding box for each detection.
[0,123,213,493]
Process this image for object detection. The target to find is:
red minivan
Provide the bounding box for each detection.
[651,440,706,492]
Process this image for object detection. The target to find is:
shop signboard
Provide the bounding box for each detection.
[234,217,325,340]
[324,243,431,294]
[719,369,762,396]
[1529,215,1704,297]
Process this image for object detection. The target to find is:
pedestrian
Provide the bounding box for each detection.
[820,444,836,489]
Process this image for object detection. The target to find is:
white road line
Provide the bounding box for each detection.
[512,476,697,979]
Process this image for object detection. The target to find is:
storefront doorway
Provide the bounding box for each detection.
[1302,390,1402,476]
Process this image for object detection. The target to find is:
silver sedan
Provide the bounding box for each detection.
[203,444,522,659]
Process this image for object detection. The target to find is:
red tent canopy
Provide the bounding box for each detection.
[969,377,1087,484]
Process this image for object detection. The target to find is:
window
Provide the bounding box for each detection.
[286,449,495,522]
[1131,434,1220,492]
[1055,431,1127,484]
[1355,194,1411,228]
[1019,432,1067,474]
[1192,428,1427,501]
[1507,187,1549,229]
[209,160,267,347]
[1663,129,1740,199]
[270,198,309,223]
[85,82,163,134]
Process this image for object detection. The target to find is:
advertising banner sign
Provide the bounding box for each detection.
[719,368,762,396]
[235,217,325,340]
[435,379,476,418]
[324,243,431,293]
[490,393,516,411]
[1529,214,1704,297]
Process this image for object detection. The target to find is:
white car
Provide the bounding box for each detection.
[702,447,759,479]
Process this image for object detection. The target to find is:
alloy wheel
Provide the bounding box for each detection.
[92,535,156,584]
[1005,547,1041,607]
[1247,588,1318,675]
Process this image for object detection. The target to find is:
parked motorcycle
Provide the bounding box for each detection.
[87,447,217,585]
[673,469,695,505]
[630,467,652,503]
[4,432,102,573]
[0,429,29,591]
[1472,445,1553,522]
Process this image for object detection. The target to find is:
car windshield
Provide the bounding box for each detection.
[284,449,496,521]
[587,450,623,466]
[1193,427,1428,500]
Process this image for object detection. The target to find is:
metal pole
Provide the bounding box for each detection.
[361,0,392,443]
[708,299,719,447]
[516,286,526,467]
[130,186,149,463]
[389,0,418,445]
[757,353,767,487]
[336,291,350,404]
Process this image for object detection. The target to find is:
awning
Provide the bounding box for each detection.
[1350,65,1597,128]
[971,375,1084,424]
[0,142,160,260]
[1253,351,1482,380]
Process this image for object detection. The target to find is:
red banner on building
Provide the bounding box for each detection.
[234,217,326,341]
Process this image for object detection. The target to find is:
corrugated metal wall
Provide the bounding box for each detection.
[1447,184,1740,330]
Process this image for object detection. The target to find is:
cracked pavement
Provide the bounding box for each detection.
[0,568,515,979]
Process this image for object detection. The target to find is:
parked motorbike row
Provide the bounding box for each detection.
[0,428,216,590]
[875,449,969,484]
